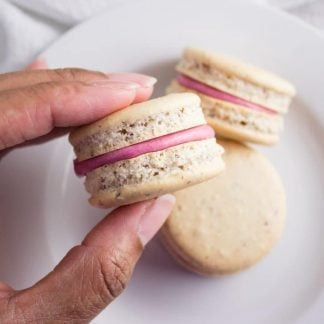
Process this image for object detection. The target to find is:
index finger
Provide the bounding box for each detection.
[0,78,154,150]
[0,68,107,92]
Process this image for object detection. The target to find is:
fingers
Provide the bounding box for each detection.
[0,282,13,299]
[0,62,157,149]
[0,67,157,102]
[25,58,48,70]
[108,73,156,103]
[0,195,175,323]
[0,68,107,93]
[0,77,154,150]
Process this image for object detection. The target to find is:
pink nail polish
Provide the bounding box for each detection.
[137,194,176,246]
[107,73,157,88]
[87,80,140,89]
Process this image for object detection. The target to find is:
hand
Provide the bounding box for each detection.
[0,62,175,323]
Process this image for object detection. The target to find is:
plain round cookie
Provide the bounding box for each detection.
[160,139,286,275]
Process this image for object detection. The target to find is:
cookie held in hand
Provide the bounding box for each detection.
[69,93,224,208]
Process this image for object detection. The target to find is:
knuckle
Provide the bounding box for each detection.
[30,81,83,105]
[50,68,83,81]
[95,248,132,301]
[0,294,25,323]
[0,87,51,147]
[50,68,106,82]
[50,81,82,99]
[71,246,134,314]
[24,83,47,101]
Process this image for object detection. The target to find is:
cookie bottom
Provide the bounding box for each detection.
[86,139,224,208]
[167,80,283,145]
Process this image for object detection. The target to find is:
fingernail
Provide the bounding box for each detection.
[87,80,140,89]
[107,73,157,88]
[137,194,176,246]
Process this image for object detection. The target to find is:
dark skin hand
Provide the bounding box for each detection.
[0,63,175,323]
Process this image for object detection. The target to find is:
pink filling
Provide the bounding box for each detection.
[74,124,215,176]
[177,74,277,115]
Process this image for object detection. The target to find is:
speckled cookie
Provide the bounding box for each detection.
[160,139,286,275]
[167,47,296,145]
[69,93,224,208]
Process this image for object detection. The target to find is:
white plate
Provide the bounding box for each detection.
[1,0,324,323]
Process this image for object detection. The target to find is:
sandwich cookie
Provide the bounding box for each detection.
[160,139,286,275]
[167,48,296,145]
[69,93,224,208]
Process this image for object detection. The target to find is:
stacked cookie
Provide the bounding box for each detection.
[70,93,224,208]
[162,48,295,275]
[167,48,296,145]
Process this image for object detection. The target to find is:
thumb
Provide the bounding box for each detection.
[0,195,175,323]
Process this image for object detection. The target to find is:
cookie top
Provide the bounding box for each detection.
[70,93,201,144]
[161,139,286,275]
[69,93,207,161]
[178,47,296,97]
[167,80,283,145]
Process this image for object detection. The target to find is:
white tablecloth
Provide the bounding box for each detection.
[0,0,323,73]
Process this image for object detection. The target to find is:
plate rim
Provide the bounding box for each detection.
[42,0,324,60]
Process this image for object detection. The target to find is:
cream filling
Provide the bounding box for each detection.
[205,104,283,134]
[167,81,283,135]
[74,103,206,161]
[85,139,223,195]
[177,58,291,112]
